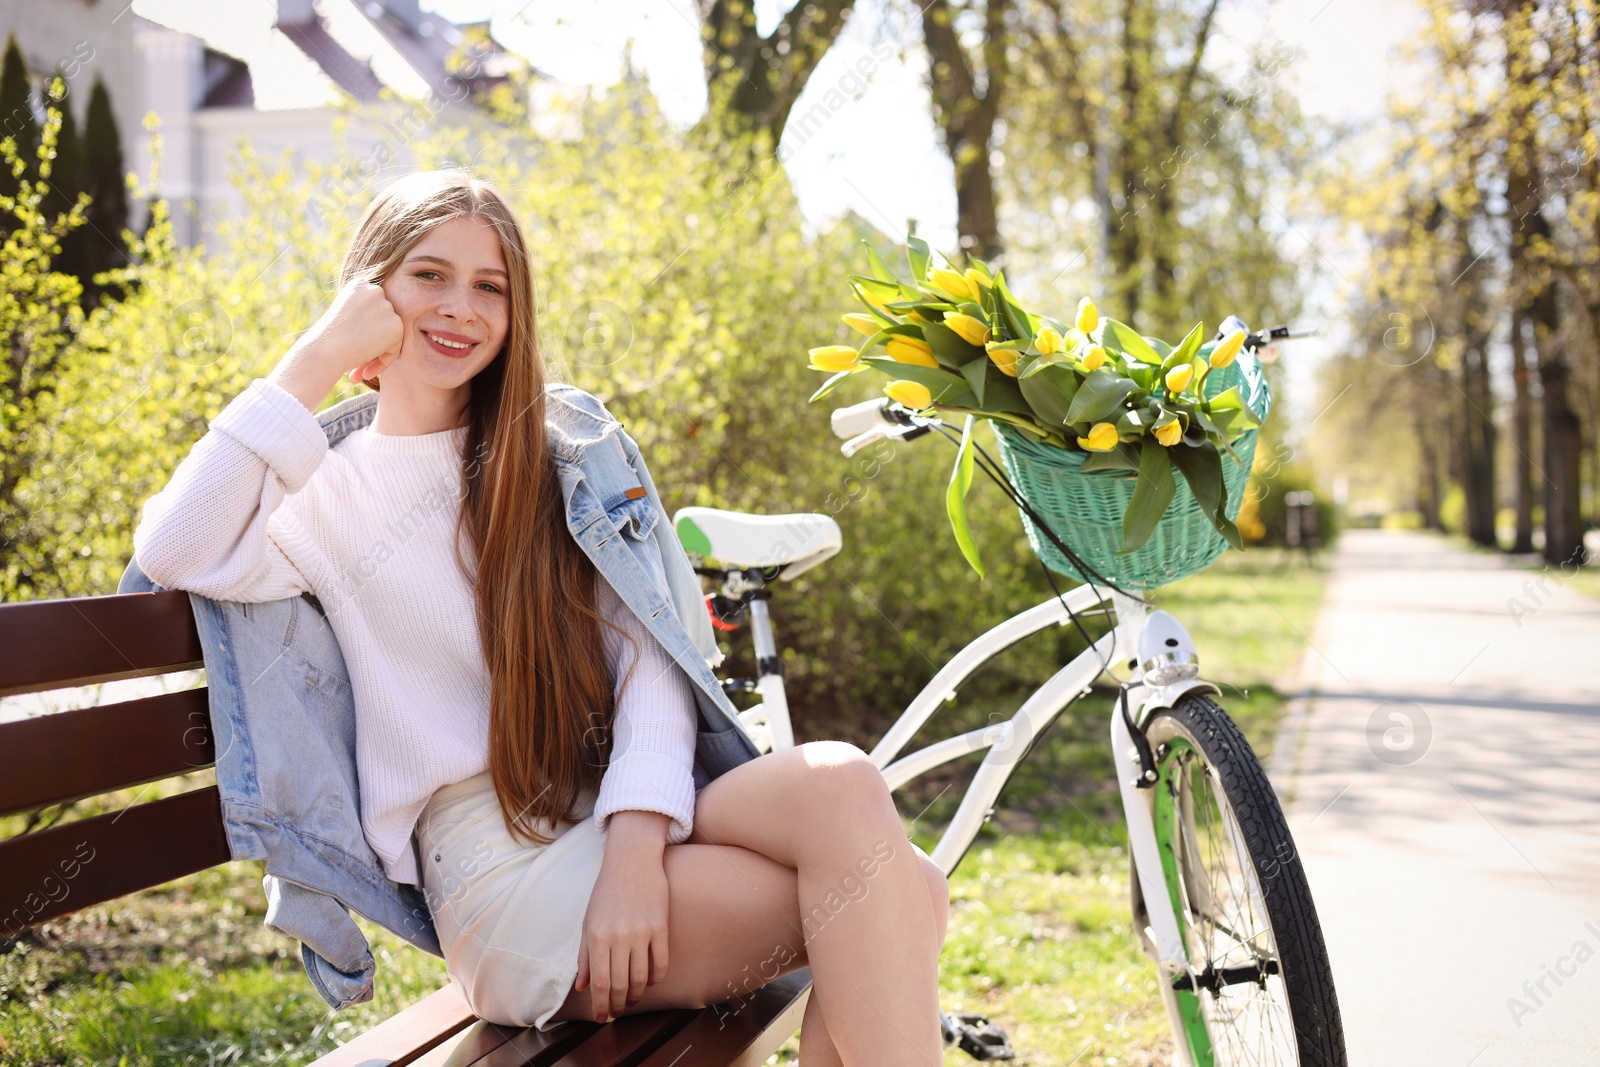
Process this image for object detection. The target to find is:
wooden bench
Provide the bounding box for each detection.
[0,589,811,1067]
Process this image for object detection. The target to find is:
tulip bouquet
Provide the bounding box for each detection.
[807,237,1267,582]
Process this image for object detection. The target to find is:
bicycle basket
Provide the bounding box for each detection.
[992,352,1272,590]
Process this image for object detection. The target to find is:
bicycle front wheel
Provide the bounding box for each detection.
[1138,693,1344,1067]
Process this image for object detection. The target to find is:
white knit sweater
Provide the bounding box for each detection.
[133,378,699,886]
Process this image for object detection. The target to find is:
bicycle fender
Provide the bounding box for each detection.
[1137,678,1221,721]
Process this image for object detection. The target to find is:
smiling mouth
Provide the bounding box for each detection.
[423,330,478,357]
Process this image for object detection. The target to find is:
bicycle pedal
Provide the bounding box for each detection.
[940,1010,1015,1061]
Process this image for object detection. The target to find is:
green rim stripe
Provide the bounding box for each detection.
[1153,738,1215,1066]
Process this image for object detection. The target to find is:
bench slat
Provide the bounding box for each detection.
[446,1020,599,1067]
[407,1019,520,1067]
[0,590,202,698]
[0,689,214,817]
[634,971,811,1067]
[307,984,480,1067]
[546,1010,699,1066]
[0,786,229,936]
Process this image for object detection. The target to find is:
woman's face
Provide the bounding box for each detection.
[379,215,512,397]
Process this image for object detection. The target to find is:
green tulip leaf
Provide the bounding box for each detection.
[1169,441,1243,549]
[946,414,984,579]
[1122,442,1176,553]
[1066,369,1138,424]
[1205,385,1248,412]
[983,368,1036,417]
[960,355,989,406]
[907,235,931,281]
[1080,443,1140,472]
[1115,408,1148,437]
[1018,362,1080,427]
[808,368,859,404]
[864,243,899,284]
[1099,318,1164,365]
[921,320,985,369]
[991,271,1035,341]
[850,275,902,300]
[1159,323,1205,378]
[1145,336,1173,359]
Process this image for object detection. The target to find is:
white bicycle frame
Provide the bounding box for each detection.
[725,580,1219,1065]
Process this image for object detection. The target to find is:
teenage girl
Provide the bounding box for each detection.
[133,169,950,1066]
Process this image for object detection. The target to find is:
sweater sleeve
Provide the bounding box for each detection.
[592,574,698,845]
[133,378,328,602]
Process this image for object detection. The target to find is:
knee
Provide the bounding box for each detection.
[796,741,893,822]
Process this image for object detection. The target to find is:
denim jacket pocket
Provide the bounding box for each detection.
[605,494,660,542]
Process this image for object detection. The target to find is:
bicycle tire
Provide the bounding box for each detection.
[1135,693,1345,1067]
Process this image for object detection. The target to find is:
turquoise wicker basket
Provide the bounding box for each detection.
[992,352,1272,590]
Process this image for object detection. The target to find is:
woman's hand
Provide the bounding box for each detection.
[268,277,404,413]
[574,811,671,1022]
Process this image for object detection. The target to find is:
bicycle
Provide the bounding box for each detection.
[672,319,1344,1066]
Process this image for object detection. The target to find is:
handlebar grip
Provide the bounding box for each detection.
[831,397,895,440]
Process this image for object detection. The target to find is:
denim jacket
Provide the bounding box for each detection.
[117,383,761,1010]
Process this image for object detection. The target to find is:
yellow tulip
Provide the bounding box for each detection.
[986,343,1020,377]
[842,313,880,336]
[1034,326,1063,355]
[944,312,991,346]
[1081,344,1107,371]
[1165,362,1195,393]
[930,268,975,302]
[808,345,861,372]
[1076,297,1099,334]
[1154,420,1183,447]
[964,267,990,294]
[1208,329,1247,368]
[886,336,939,367]
[884,379,933,409]
[858,288,896,316]
[1077,422,1119,452]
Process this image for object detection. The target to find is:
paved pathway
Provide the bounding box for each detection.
[1280,530,1600,1066]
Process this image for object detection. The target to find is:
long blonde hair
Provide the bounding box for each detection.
[341,170,629,843]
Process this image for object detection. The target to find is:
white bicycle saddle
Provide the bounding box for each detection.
[672,506,842,580]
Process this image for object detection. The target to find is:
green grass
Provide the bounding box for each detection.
[1,550,1326,1067]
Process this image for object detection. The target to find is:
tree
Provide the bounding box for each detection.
[81,75,128,296]
[43,89,92,288]
[694,0,860,145]
[920,0,1012,263]
[1500,0,1585,565]
[0,34,39,209]
[1002,0,1305,337]
[0,107,87,597]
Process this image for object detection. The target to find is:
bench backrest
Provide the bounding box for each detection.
[0,590,229,940]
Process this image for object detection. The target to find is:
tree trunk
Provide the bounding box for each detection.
[1456,234,1498,547]
[1508,310,1537,553]
[1415,402,1443,530]
[694,0,858,147]
[919,0,1011,264]
[1531,287,1585,565]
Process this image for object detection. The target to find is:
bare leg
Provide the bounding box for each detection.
[550,742,949,1066]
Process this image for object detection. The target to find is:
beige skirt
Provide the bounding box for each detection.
[415,771,609,1029]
